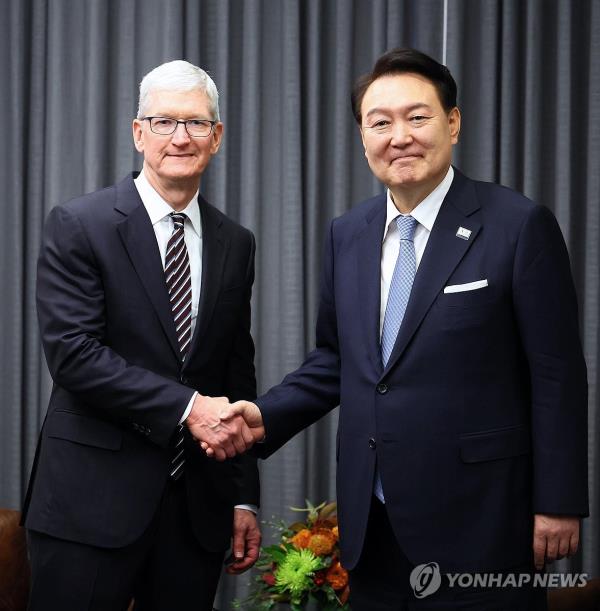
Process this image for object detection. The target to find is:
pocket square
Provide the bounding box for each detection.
[444,279,488,294]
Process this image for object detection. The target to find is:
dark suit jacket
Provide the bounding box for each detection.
[23,174,259,552]
[256,168,588,572]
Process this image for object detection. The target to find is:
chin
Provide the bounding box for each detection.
[161,163,202,177]
[389,170,422,186]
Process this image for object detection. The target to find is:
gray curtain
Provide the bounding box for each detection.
[2,0,598,607]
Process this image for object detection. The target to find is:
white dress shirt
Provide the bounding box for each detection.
[134,170,201,424]
[380,166,454,336]
[134,170,203,333]
[134,170,256,515]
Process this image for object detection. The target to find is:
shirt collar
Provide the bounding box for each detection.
[383,165,454,239]
[134,169,201,237]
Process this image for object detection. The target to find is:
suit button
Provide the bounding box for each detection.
[376,383,388,394]
[369,438,377,450]
[180,376,189,385]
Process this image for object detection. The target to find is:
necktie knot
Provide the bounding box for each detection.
[170,212,187,230]
[395,215,417,241]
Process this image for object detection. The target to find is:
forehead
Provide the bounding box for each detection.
[145,89,211,117]
[361,73,443,116]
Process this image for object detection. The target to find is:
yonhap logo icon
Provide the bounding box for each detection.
[410,562,442,598]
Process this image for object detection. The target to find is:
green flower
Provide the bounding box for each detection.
[275,548,324,603]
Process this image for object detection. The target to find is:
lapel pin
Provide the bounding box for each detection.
[456,226,472,240]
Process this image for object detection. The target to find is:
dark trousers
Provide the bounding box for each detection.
[349,497,548,611]
[27,477,224,611]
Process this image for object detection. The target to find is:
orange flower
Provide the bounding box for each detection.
[332,525,339,541]
[290,528,311,549]
[326,560,349,590]
[308,528,336,556]
[308,534,334,556]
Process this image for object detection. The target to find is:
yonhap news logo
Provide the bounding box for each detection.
[410,562,442,598]
[409,562,588,599]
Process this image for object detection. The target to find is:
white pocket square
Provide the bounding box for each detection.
[444,279,489,294]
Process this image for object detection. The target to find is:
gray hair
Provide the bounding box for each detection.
[137,60,220,120]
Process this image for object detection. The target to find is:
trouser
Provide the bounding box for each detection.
[27,476,224,611]
[349,496,548,611]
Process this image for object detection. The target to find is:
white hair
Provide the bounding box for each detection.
[137,60,220,120]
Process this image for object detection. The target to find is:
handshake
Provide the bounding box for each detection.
[185,394,265,461]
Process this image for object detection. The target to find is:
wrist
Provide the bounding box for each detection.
[234,504,258,515]
[186,394,205,426]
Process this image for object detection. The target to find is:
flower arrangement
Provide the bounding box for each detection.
[233,500,350,611]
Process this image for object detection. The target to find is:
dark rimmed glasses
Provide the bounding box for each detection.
[142,116,217,137]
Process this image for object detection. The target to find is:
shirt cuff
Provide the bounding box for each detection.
[179,391,197,425]
[235,504,258,514]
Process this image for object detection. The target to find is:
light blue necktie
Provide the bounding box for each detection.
[374,214,418,502]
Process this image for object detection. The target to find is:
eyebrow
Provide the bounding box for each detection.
[364,103,434,119]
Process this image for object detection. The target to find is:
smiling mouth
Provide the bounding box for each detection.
[392,155,420,162]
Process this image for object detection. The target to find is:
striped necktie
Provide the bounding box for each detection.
[375,214,418,502]
[165,212,192,480]
[165,213,192,358]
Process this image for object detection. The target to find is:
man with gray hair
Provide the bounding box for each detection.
[23,60,260,610]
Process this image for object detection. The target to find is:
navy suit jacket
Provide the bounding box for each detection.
[23,174,259,552]
[256,168,588,572]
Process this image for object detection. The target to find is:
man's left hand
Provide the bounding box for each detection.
[226,508,262,575]
[533,513,580,570]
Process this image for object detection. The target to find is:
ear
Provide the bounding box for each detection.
[209,122,224,155]
[448,107,461,144]
[132,119,144,153]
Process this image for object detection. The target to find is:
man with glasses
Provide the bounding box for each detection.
[23,60,260,610]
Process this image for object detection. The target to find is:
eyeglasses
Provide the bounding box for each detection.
[142,116,217,137]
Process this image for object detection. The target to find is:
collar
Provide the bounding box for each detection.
[134,169,201,237]
[383,166,454,239]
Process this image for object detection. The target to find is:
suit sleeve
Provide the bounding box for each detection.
[254,220,342,457]
[224,231,260,506]
[37,204,193,448]
[512,204,588,516]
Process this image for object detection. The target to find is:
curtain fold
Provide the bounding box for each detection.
[2,0,597,605]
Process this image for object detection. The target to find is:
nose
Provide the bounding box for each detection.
[390,121,413,146]
[171,122,191,145]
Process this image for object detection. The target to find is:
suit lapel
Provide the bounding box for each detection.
[114,176,182,362]
[382,170,482,376]
[185,196,227,360]
[356,197,387,375]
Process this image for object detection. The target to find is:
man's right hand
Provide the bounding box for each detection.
[186,394,255,461]
[201,400,265,459]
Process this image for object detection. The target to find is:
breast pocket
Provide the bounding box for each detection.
[438,286,495,330]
